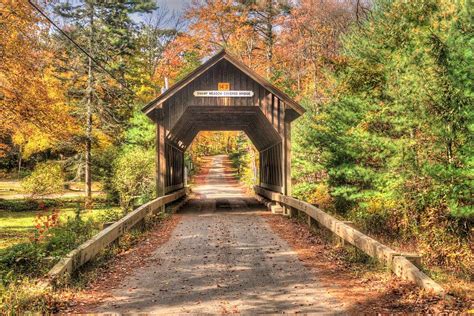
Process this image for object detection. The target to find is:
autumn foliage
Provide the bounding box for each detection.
[0,0,472,298]
[0,1,78,158]
[31,208,60,243]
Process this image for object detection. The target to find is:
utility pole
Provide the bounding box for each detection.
[85,1,94,201]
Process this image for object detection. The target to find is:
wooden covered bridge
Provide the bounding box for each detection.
[47,50,443,303]
[142,49,305,201]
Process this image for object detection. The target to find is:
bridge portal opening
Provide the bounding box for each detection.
[187,131,258,185]
[142,50,304,208]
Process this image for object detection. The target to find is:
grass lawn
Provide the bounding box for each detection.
[0,180,104,199]
[0,180,117,249]
[0,181,22,197]
[0,205,121,249]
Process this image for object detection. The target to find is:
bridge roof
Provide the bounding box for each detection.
[142,49,305,119]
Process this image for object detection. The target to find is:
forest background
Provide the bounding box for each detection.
[0,0,472,305]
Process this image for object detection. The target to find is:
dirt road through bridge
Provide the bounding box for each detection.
[94,155,345,313]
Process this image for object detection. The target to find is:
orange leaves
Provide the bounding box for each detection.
[186,0,252,51]
[0,1,79,153]
[189,131,239,157]
[274,0,354,98]
[31,207,61,243]
[155,0,354,103]
[154,0,260,85]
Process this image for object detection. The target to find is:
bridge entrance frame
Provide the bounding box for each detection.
[143,50,304,209]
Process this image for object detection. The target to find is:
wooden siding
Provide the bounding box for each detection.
[165,142,184,191]
[148,51,302,196]
[259,142,283,191]
[162,59,286,147]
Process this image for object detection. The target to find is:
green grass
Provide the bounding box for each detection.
[0,180,104,199]
[0,206,121,249]
[0,181,22,197]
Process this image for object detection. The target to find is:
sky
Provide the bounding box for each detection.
[49,0,191,25]
[156,0,190,14]
[127,0,191,27]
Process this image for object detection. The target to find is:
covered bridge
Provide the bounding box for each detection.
[142,50,304,202]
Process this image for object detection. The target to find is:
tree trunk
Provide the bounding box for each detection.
[17,145,22,180]
[85,3,94,201]
[446,123,454,164]
[265,0,274,78]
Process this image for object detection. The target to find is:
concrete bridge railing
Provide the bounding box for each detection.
[254,185,445,296]
[47,188,187,283]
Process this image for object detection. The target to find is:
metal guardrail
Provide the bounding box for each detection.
[254,186,445,295]
[47,189,187,282]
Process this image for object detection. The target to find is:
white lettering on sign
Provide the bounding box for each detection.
[193,90,254,97]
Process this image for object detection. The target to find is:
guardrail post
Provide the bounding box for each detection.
[401,252,422,268]
[334,221,354,247]
[306,213,312,228]
[270,202,283,214]
[289,206,298,218]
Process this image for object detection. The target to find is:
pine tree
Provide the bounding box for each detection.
[238,0,291,77]
[53,0,156,200]
[297,0,472,273]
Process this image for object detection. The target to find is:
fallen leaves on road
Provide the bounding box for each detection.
[65,214,182,313]
[263,214,472,313]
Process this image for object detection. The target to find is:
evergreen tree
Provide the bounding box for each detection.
[53,0,156,199]
[238,0,291,77]
[296,0,473,274]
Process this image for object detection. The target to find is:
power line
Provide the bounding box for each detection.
[27,0,136,95]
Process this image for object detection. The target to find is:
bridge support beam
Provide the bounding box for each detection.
[282,120,291,216]
[155,114,166,213]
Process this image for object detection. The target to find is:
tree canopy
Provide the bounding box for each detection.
[0,0,472,277]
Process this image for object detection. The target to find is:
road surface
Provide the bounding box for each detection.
[95,155,344,314]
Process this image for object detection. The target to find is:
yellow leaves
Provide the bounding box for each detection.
[12,127,52,159]
[307,183,334,210]
[189,131,240,157]
[186,0,248,49]
[0,0,80,149]
[366,196,396,215]
[155,0,265,84]
[93,129,113,151]
[273,0,351,99]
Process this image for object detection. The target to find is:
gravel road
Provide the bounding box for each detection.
[95,155,344,314]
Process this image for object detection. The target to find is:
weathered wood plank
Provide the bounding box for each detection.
[254,186,445,295]
[48,189,186,281]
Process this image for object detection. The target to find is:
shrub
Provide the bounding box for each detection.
[349,196,396,236]
[32,209,61,243]
[0,199,42,212]
[21,162,64,197]
[0,277,60,314]
[0,198,111,212]
[0,243,46,281]
[93,146,120,203]
[293,182,334,212]
[228,134,258,189]
[112,148,155,210]
[418,206,473,278]
[97,208,124,224]
[0,212,96,286]
[43,216,95,257]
